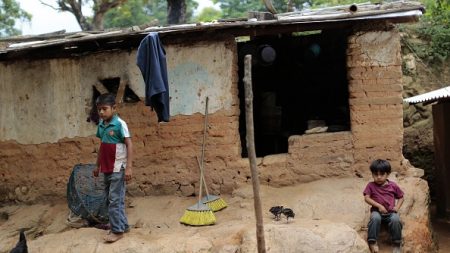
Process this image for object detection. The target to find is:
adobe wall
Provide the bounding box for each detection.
[0,28,405,203]
[347,29,404,176]
[0,38,242,202]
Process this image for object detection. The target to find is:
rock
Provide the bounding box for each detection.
[241,221,369,253]
[180,184,195,197]
[403,54,417,74]
[21,186,28,194]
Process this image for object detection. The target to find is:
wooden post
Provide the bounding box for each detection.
[243,54,266,253]
[115,80,127,105]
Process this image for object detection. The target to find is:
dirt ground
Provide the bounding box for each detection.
[0,178,445,253]
[2,198,448,253]
[433,218,450,253]
[1,179,371,253]
[2,202,448,253]
[430,205,450,253]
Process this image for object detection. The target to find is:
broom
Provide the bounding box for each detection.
[198,97,227,212]
[196,156,227,212]
[179,158,216,226]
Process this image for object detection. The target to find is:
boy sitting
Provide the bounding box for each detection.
[363,159,404,253]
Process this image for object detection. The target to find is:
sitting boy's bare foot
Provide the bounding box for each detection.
[369,242,379,253]
[104,232,123,243]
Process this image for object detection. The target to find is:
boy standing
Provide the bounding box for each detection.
[363,159,404,253]
[93,93,133,243]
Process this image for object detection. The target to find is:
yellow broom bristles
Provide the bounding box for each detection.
[179,202,216,226]
[202,196,227,212]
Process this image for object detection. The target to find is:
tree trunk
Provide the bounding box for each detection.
[54,0,127,31]
[92,12,105,30]
[167,0,186,24]
[243,55,266,253]
[56,0,92,30]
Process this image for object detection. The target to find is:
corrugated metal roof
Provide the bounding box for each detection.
[1,2,424,47]
[0,1,424,61]
[404,86,450,104]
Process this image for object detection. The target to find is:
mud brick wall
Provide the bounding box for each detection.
[256,132,354,187]
[347,28,404,176]
[0,101,244,202]
[0,28,407,202]
[0,39,245,202]
[118,102,243,198]
[287,132,355,181]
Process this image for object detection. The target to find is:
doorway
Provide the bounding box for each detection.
[237,30,351,157]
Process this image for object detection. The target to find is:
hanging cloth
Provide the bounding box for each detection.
[136,32,170,122]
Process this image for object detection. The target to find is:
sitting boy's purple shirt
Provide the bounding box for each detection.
[363,180,404,212]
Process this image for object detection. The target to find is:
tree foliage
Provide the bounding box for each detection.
[104,0,156,28]
[0,0,31,37]
[402,0,450,63]
[418,0,450,61]
[43,0,197,31]
[41,0,129,30]
[103,0,197,28]
[195,7,222,22]
[212,0,261,18]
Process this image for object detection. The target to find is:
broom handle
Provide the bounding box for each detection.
[196,156,210,197]
[198,155,204,205]
[200,97,211,197]
[196,96,209,205]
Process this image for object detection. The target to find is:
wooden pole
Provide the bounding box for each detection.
[243,54,266,253]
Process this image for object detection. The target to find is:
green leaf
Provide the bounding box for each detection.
[0,0,31,37]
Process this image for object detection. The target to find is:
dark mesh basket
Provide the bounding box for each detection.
[67,164,109,223]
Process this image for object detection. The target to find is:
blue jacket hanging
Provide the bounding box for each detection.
[136,32,170,122]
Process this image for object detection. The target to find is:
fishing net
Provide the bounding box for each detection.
[67,164,109,223]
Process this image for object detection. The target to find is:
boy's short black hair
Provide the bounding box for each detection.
[370,159,391,174]
[96,93,116,106]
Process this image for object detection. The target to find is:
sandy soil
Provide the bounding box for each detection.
[1,179,368,253]
[1,179,447,253]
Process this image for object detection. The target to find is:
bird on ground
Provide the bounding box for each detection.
[282,208,295,223]
[9,230,27,253]
[269,206,283,221]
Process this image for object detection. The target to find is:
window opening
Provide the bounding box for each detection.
[99,78,140,103]
[124,85,141,103]
[87,86,101,125]
[238,30,351,157]
[100,77,120,94]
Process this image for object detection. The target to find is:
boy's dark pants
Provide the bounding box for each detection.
[368,211,402,244]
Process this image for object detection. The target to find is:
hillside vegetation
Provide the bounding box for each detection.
[400,0,449,200]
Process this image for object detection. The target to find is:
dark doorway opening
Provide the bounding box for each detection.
[238,30,351,157]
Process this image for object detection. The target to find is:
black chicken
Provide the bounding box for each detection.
[10,230,27,253]
[269,206,283,221]
[281,208,295,223]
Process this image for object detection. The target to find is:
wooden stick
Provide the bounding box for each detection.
[198,96,211,197]
[115,79,127,104]
[244,54,266,253]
